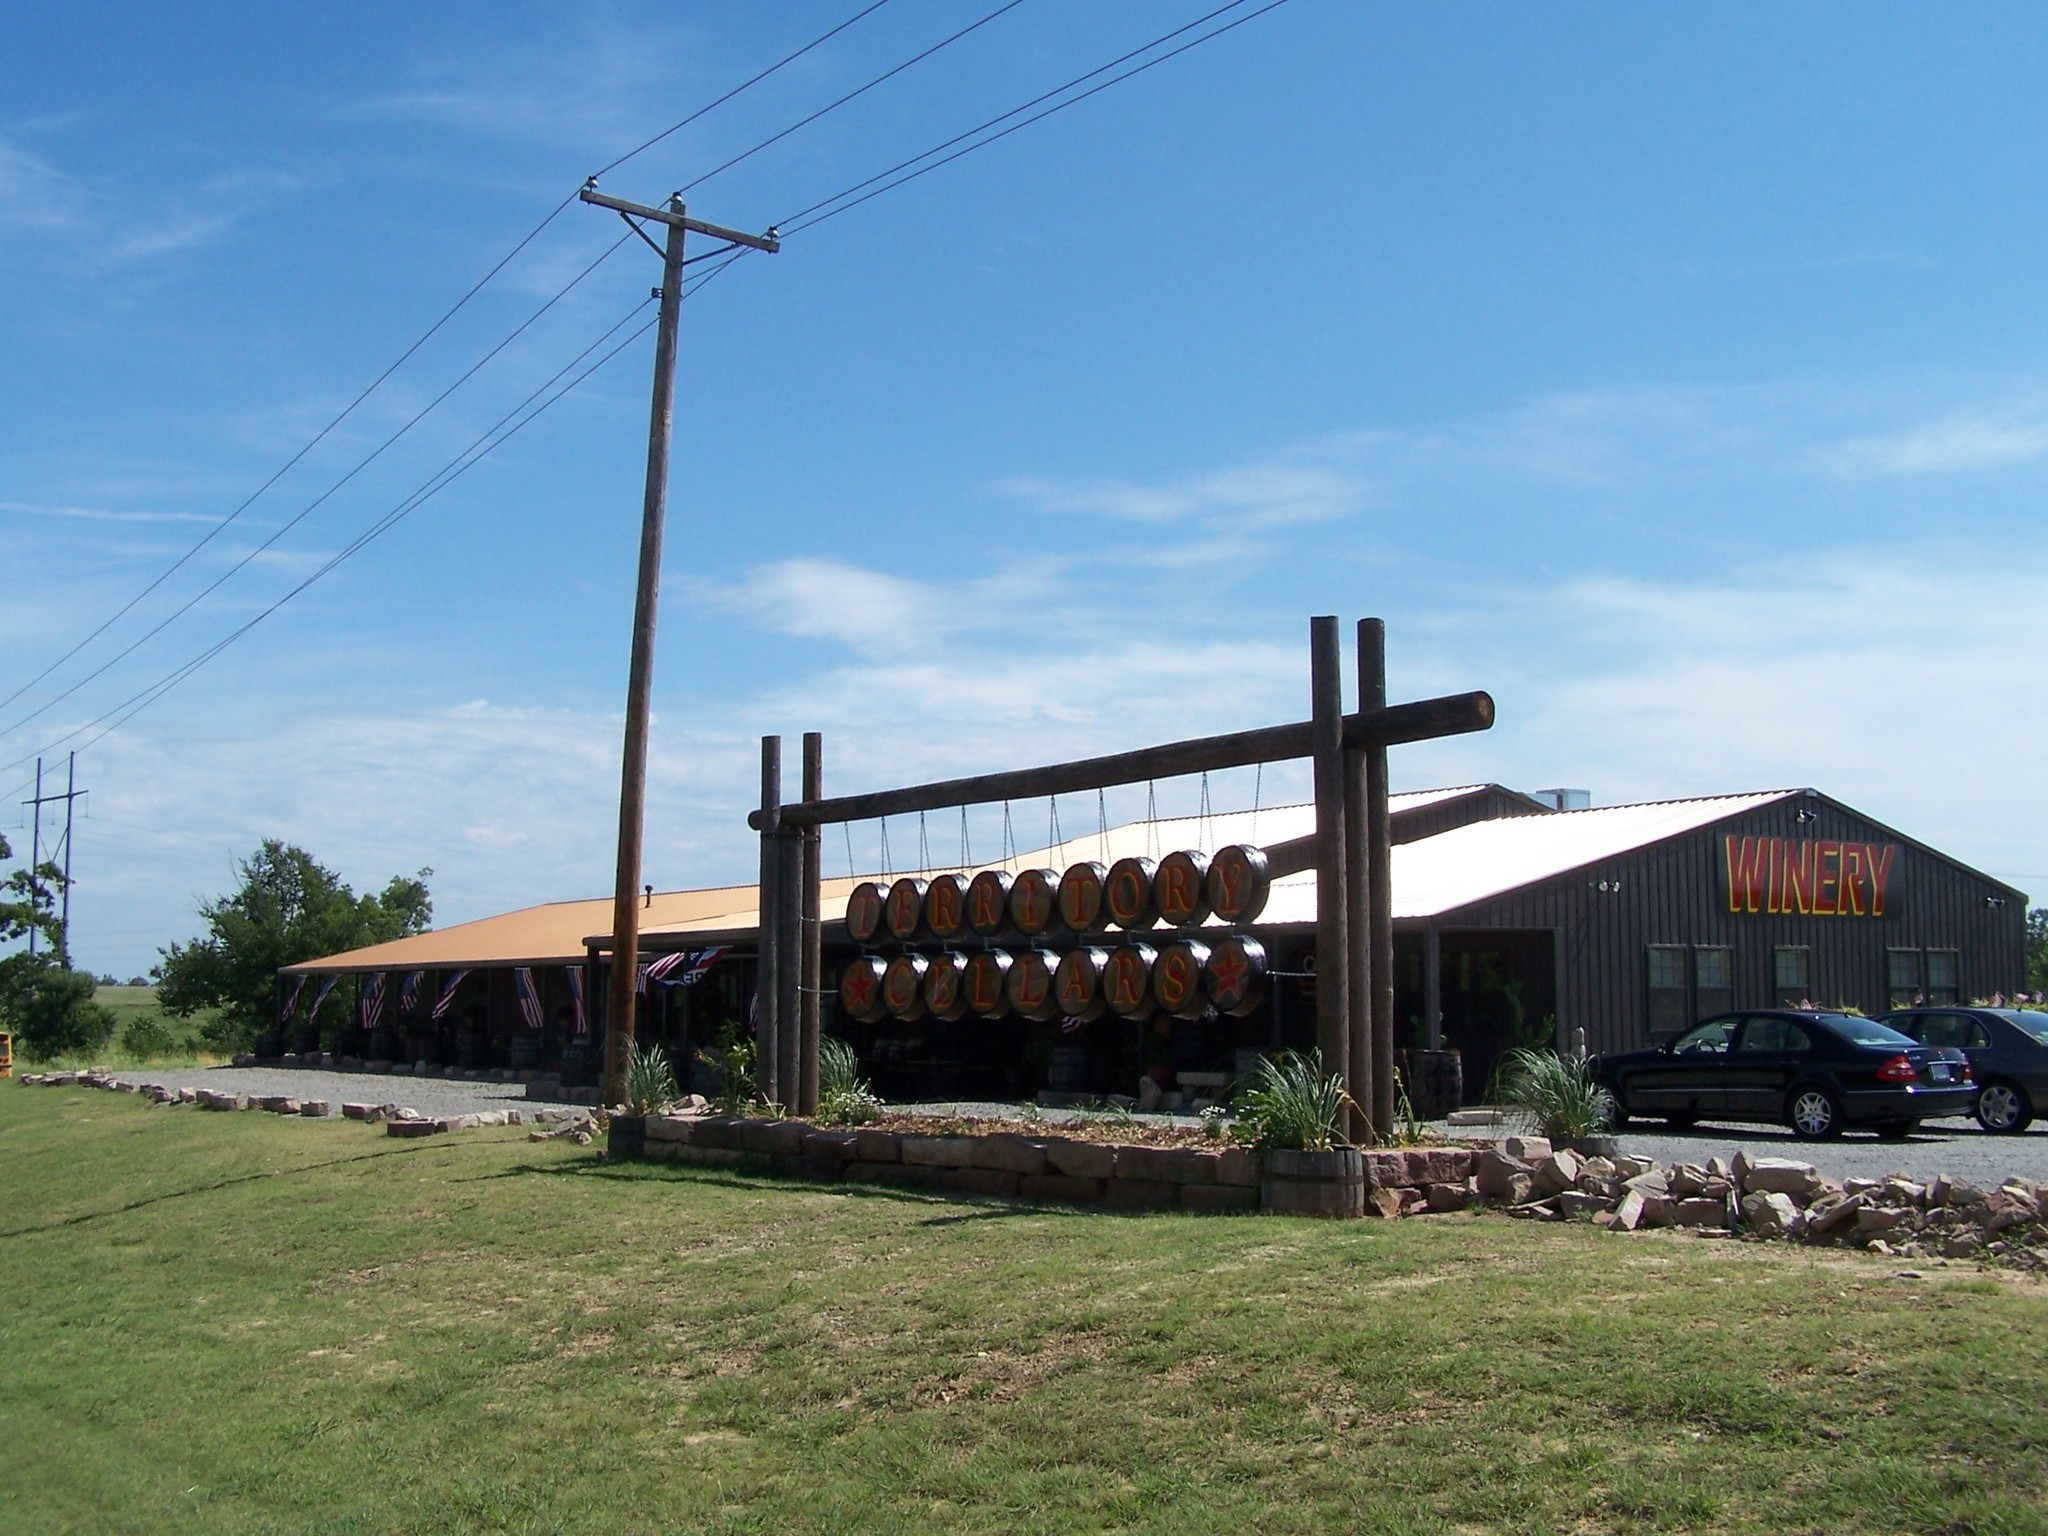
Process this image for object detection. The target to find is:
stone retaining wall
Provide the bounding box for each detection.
[614,1115,1491,1214]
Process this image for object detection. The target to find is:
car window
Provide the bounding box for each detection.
[1671,1018,1736,1056]
[1818,1014,1918,1048]
[1738,1016,1812,1053]
[1912,1013,1985,1050]
[1993,1010,2048,1047]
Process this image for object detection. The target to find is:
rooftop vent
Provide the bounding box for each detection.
[1529,788,1591,812]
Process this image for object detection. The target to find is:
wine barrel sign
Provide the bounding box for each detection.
[843,844,1271,942]
[837,841,1276,1022]
[841,933,1270,1023]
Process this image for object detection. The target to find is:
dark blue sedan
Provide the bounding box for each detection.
[1590,1010,1974,1141]
[1880,1007,2048,1134]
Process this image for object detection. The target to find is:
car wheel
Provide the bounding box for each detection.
[1874,1119,1917,1142]
[1974,1081,2035,1135]
[1596,1078,1630,1130]
[1787,1086,1843,1141]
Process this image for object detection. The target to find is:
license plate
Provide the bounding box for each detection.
[1930,1064,1953,1083]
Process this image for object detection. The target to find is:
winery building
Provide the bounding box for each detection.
[279,784,2027,1108]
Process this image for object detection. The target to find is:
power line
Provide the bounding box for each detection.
[669,0,1033,199]
[0,231,637,748]
[783,0,1293,236]
[591,0,897,180]
[778,0,1269,231]
[6,257,747,774]
[6,2,906,727]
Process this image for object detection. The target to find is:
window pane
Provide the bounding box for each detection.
[1648,947,1686,991]
[1888,950,1921,991]
[1927,950,1959,1005]
[1696,948,1732,990]
[1774,947,1809,991]
[1672,1018,1735,1055]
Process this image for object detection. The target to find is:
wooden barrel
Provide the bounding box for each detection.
[1403,1049,1464,1120]
[1260,1148,1365,1218]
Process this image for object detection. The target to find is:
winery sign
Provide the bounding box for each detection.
[1723,836,1900,918]
[839,844,1274,1024]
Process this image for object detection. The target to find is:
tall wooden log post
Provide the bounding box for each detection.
[775,822,802,1110]
[799,732,823,1115]
[1360,618,1397,1138]
[1309,616,1350,1100]
[756,735,782,1106]
[1342,726,1374,1145]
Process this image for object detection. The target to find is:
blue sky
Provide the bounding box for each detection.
[4,3,2045,976]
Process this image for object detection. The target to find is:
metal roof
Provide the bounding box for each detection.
[282,788,1797,972]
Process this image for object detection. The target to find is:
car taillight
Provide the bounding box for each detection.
[1876,1055,1919,1084]
[1958,1060,1974,1082]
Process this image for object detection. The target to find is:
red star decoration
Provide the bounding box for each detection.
[1208,946,1250,1003]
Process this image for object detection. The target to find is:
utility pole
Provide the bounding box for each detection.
[582,182,779,1107]
[21,753,87,963]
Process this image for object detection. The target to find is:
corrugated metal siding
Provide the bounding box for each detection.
[1423,793,2026,1056]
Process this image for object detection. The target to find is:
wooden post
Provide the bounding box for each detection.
[1423,924,1443,1052]
[1360,618,1397,1139]
[1342,738,1373,1145]
[1309,616,1350,1102]
[600,196,687,1108]
[799,732,823,1115]
[756,735,782,1106]
[775,826,802,1109]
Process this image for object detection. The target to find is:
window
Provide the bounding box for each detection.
[1915,1013,1989,1050]
[1671,1017,1736,1056]
[1738,1016,1812,1054]
[1927,950,1960,1006]
[1647,946,1689,1038]
[1774,946,1811,1006]
[1695,947,1734,1017]
[1888,949,1924,1009]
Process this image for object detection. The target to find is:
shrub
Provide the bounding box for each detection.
[623,1039,678,1115]
[1,958,116,1061]
[1497,1047,1615,1139]
[120,1013,179,1059]
[1233,1050,1351,1152]
[817,1037,882,1126]
[699,1022,758,1114]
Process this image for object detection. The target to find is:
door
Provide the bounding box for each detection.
[1630,1015,1738,1114]
[1727,1014,1816,1118]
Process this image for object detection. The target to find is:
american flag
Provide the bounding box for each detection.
[310,975,341,1018]
[279,973,308,1024]
[514,967,544,1032]
[679,946,729,986]
[564,966,587,1035]
[430,970,469,1020]
[640,950,690,992]
[398,971,425,1016]
[361,972,387,1030]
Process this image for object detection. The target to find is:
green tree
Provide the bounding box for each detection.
[155,841,432,1050]
[0,832,117,1059]
[2027,907,2048,998]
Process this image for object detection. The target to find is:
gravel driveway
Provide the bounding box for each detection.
[1593,1117,2048,1188]
[123,1065,535,1121]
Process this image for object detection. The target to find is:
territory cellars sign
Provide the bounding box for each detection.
[1723,836,1900,918]
[839,845,1273,1024]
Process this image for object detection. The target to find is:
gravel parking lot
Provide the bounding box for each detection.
[117,1065,537,1121]
[1599,1117,2048,1189]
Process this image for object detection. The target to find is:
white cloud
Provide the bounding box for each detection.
[1827,413,2048,476]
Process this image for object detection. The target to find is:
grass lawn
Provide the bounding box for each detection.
[3,1088,2045,1536]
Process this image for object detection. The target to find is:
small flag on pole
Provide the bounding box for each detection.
[564,966,587,1035]
[279,973,308,1024]
[431,970,469,1020]
[362,972,388,1030]
[398,971,425,1016]
[310,975,341,1018]
[514,967,544,1032]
